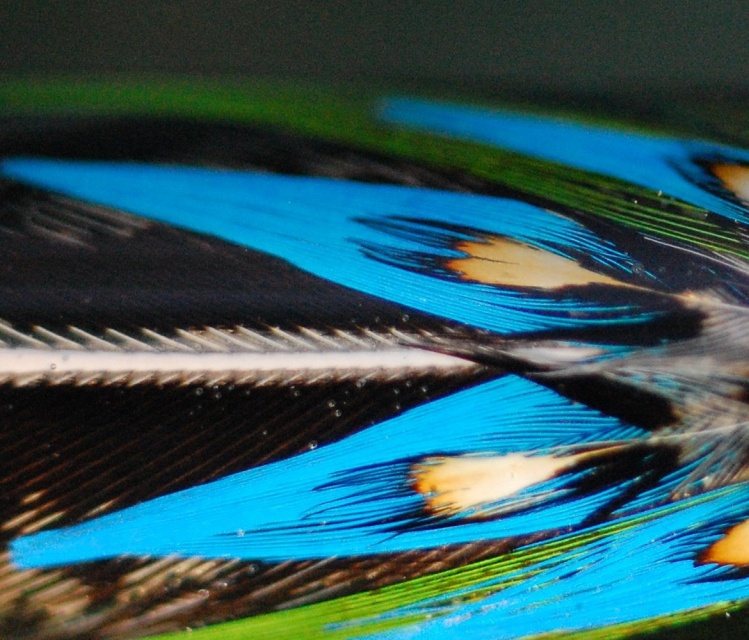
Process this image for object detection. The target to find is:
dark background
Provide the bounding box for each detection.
[1,1,747,95]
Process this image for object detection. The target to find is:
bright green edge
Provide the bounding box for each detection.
[1,77,747,262]
[140,491,741,640]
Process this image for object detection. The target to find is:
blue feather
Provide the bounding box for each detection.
[4,101,749,638]
[370,484,749,639]
[379,97,749,223]
[11,375,657,568]
[1,159,682,335]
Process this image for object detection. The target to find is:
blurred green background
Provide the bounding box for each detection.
[1,1,746,93]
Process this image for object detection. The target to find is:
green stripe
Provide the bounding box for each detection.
[143,494,723,640]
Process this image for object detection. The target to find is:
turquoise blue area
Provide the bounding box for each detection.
[1,158,665,334]
[379,97,749,224]
[369,484,749,639]
[11,376,648,568]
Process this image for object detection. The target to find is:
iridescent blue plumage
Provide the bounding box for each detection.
[0,158,686,336]
[4,89,749,639]
[10,376,652,568]
[379,97,749,223]
[369,484,749,639]
[1,159,676,333]
[4,149,749,576]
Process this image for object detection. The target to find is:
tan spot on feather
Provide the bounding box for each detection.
[411,446,628,518]
[446,238,636,290]
[411,453,583,518]
[712,163,749,203]
[701,519,749,567]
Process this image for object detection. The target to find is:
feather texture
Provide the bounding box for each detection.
[379,97,749,224]
[2,81,749,639]
[9,376,651,567]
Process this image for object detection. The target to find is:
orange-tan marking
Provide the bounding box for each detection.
[446,237,636,290]
[712,163,749,204]
[411,447,622,518]
[701,518,749,567]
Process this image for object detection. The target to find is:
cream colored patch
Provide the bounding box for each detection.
[411,453,582,517]
[712,163,749,203]
[702,519,749,567]
[446,238,633,290]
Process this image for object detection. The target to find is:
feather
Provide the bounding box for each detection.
[2,81,749,639]
[10,376,653,567]
[0,159,708,334]
[141,483,749,640]
[379,97,749,224]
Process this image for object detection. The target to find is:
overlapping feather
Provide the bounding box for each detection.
[2,81,749,638]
